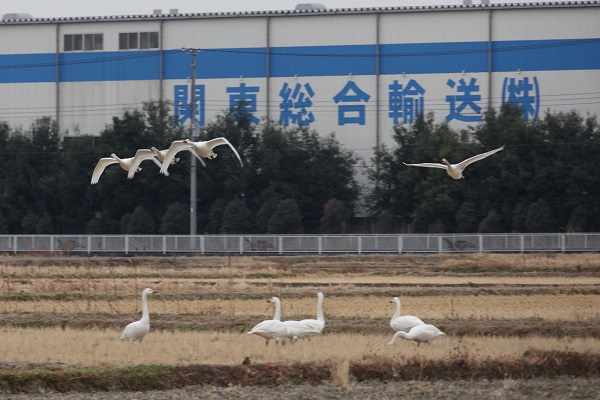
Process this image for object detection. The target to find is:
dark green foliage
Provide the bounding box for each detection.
[160,202,189,234]
[220,198,253,233]
[126,206,156,234]
[267,199,303,234]
[320,198,351,234]
[1,99,598,234]
[367,104,600,233]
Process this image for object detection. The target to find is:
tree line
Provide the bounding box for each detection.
[368,103,600,233]
[0,101,598,234]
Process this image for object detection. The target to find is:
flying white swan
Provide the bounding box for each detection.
[127,149,170,179]
[300,291,326,334]
[389,296,425,332]
[91,150,164,184]
[403,145,505,180]
[151,147,180,166]
[120,288,157,342]
[386,324,445,347]
[159,137,243,174]
[248,297,290,345]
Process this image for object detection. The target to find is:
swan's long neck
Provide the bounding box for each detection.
[273,298,281,321]
[389,331,407,345]
[316,293,324,322]
[392,298,401,320]
[141,291,150,322]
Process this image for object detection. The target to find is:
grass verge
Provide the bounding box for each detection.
[0,350,598,394]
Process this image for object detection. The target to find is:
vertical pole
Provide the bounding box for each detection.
[187,49,200,236]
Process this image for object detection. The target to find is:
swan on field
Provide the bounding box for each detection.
[120,288,157,342]
[403,145,505,180]
[159,137,243,174]
[299,292,326,334]
[390,297,425,332]
[282,319,320,341]
[248,297,290,345]
[127,149,170,179]
[386,324,445,347]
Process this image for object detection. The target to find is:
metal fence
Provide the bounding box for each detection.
[1,233,600,255]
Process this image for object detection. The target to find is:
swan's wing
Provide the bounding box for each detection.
[403,162,447,170]
[455,145,505,170]
[148,155,170,176]
[209,137,244,167]
[299,318,323,332]
[391,316,426,332]
[127,149,157,179]
[160,140,195,174]
[150,147,167,162]
[91,158,118,184]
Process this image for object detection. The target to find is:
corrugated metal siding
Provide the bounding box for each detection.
[0,2,597,142]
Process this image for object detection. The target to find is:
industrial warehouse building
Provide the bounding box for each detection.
[0,2,599,163]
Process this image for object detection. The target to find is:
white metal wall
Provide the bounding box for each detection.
[0,4,598,151]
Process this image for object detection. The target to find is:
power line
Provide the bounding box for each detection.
[0,37,598,70]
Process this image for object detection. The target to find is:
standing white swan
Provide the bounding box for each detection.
[300,292,326,333]
[282,319,320,341]
[403,145,505,180]
[120,288,157,342]
[386,324,445,347]
[248,297,290,345]
[279,292,324,341]
[390,297,425,332]
[159,137,243,174]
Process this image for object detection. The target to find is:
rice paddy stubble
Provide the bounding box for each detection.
[0,327,598,367]
[2,294,599,322]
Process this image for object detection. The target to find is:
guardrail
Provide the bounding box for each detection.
[1,233,599,255]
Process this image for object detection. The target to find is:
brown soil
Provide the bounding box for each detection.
[0,253,599,397]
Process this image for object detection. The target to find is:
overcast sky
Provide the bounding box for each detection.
[6,0,566,19]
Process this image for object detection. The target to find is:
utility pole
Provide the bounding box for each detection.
[183,48,201,236]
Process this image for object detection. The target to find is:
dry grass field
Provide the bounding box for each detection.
[0,252,599,396]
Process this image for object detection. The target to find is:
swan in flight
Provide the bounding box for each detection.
[159,137,243,174]
[120,288,157,342]
[127,149,171,179]
[403,145,505,180]
[91,150,164,184]
[390,297,425,332]
[151,147,180,166]
[387,324,445,347]
[248,297,290,345]
[300,292,326,334]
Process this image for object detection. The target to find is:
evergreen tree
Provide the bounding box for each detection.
[160,202,189,234]
[320,198,351,234]
[220,198,253,233]
[126,206,156,234]
[267,199,303,234]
